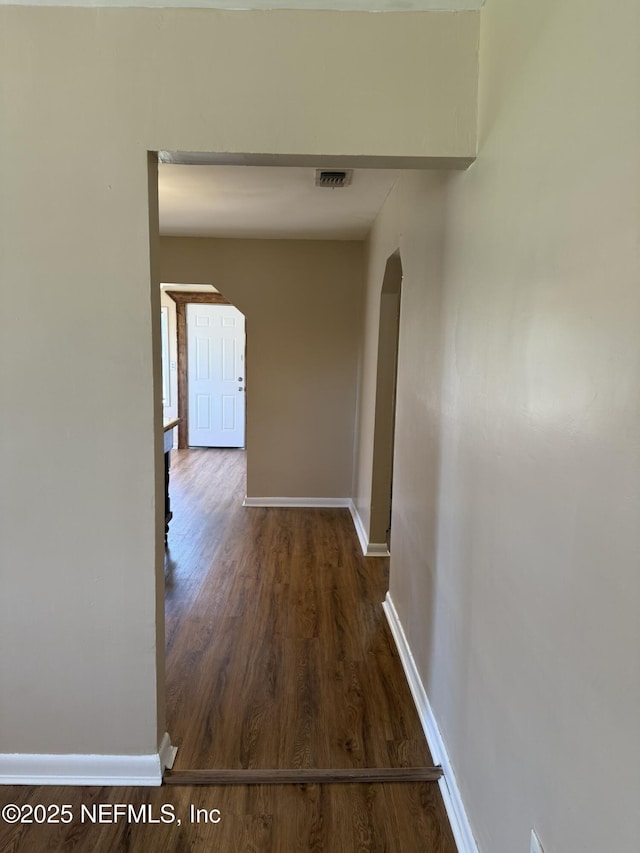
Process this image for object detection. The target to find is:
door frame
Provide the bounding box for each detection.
[166,290,231,449]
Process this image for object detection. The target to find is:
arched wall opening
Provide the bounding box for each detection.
[369,250,403,550]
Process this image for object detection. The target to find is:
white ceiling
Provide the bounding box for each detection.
[158,164,400,241]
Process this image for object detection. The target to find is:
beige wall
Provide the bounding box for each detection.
[353,173,449,552]
[161,237,363,498]
[0,6,479,757]
[355,1,640,850]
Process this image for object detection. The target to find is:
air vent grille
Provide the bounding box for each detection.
[315,169,353,188]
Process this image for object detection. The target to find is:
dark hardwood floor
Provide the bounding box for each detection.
[0,449,456,852]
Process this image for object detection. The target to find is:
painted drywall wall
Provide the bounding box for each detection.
[0,6,478,757]
[160,237,362,498]
[0,1,484,9]
[353,173,449,555]
[355,1,640,850]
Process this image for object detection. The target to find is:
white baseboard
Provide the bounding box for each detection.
[0,732,177,787]
[382,593,478,853]
[366,542,391,556]
[243,496,351,508]
[348,501,390,557]
[158,731,178,774]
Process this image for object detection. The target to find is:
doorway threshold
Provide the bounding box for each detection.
[164,765,443,786]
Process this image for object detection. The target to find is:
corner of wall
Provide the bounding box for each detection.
[348,501,389,558]
[0,733,177,787]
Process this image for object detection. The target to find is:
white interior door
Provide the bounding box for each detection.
[187,303,246,448]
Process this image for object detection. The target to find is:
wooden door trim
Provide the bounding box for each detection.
[165,291,231,449]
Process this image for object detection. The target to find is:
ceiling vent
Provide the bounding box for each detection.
[315,169,353,188]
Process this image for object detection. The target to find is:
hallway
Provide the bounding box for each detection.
[0,449,457,853]
[163,447,456,849]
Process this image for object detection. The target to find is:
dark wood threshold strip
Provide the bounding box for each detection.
[164,766,443,786]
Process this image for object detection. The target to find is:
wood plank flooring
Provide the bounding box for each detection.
[0,449,457,852]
